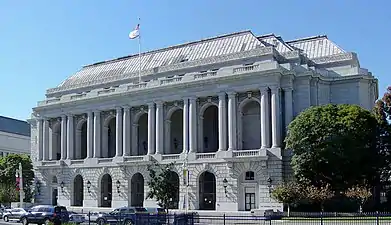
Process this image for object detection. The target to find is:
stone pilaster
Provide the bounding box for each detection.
[155,101,164,154]
[131,123,138,155]
[147,103,156,155]
[260,87,268,148]
[86,111,93,158]
[66,115,74,160]
[60,115,67,160]
[37,119,43,161]
[42,119,49,160]
[93,111,101,158]
[189,97,197,153]
[227,92,237,151]
[123,106,131,156]
[183,98,189,153]
[218,93,227,151]
[115,107,123,157]
[271,86,281,148]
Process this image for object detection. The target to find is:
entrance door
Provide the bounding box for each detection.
[52,188,58,206]
[245,193,256,211]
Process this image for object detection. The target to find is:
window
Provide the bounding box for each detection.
[245,171,255,180]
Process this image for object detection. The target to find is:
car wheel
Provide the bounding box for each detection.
[44,218,51,225]
[3,216,9,222]
[123,219,133,225]
[22,217,28,225]
[96,219,106,225]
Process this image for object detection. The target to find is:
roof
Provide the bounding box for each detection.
[53,30,347,92]
[0,116,31,137]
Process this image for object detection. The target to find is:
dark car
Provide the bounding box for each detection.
[19,205,69,225]
[95,207,152,225]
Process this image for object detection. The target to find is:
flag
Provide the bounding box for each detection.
[129,24,140,39]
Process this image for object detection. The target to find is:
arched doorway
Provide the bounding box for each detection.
[199,171,216,210]
[51,176,58,206]
[100,174,112,207]
[137,114,148,156]
[166,108,183,154]
[168,171,180,209]
[75,121,87,159]
[241,100,261,150]
[102,118,116,158]
[201,105,218,153]
[72,175,83,206]
[130,173,144,207]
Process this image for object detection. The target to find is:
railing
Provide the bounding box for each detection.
[70,93,87,100]
[233,64,260,73]
[70,159,85,165]
[97,88,115,95]
[160,76,183,85]
[127,83,147,90]
[97,158,113,163]
[123,156,145,162]
[232,149,260,157]
[194,71,217,79]
[196,152,216,159]
[162,154,181,160]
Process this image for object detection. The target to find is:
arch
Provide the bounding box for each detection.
[133,111,147,124]
[199,104,219,153]
[75,120,87,159]
[165,108,183,154]
[166,106,183,120]
[239,99,261,150]
[102,117,116,158]
[167,171,180,209]
[72,175,84,206]
[130,173,144,207]
[238,170,258,211]
[198,171,216,210]
[50,121,61,160]
[100,174,112,207]
[136,114,148,156]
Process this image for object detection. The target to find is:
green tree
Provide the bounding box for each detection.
[345,185,372,213]
[146,161,179,213]
[305,184,334,212]
[0,154,34,202]
[271,182,302,216]
[285,104,381,191]
[0,183,18,205]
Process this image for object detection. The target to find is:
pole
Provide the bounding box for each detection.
[138,17,141,84]
[18,163,24,207]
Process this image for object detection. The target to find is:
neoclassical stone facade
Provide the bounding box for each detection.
[30,31,378,212]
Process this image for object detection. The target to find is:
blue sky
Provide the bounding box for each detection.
[0,0,390,120]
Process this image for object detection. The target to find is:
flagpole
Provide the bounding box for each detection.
[138,18,141,84]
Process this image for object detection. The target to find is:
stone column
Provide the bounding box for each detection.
[260,87,268,148]
[147,103,156,155]
[86,111,93,158]
[93,111,101,158]
[123,106,131,156]
[183,98,189,153]
[131,123,138,156]
[189,97,197,153]
[218,93,227,151]
[42,119,49,161]
[37,119,43,161]
[66,115,74,160]
[271,86,281,148]
[227,92,237,151]
[155,101,164,154]
[115,107,123,157]
[60,115,67,160]
[284,87,294,129]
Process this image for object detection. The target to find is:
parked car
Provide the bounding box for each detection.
[68,211,85,224]
[3,208,28,222]
[144,207,166,224]
[95,207,160,225]
[19,205,69,225]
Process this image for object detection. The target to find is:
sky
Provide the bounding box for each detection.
[0,0,390,121]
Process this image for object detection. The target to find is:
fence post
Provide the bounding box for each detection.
[376,211,379,225]
[320,211,323,225]
[223,213,225,225]
[88,211,90,225]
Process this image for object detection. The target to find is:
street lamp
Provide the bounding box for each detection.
[267,177,272,193]
[223,178,228,197]
[60,181,65,193]
[86,180,91,193]
[35,181,41,195]
[116,180,121,193]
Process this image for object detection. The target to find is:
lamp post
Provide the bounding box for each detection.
[116,180,121,193]
[15,163,24,207]
[223,178,228,197]
[86,180,91,193]
[35,180,41,195]
[60,181,65,193]
[267,177,272,194]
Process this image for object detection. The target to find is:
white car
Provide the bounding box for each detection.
[68,211,86,224]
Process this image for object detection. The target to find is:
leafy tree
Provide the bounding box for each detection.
[271,182,302,216]
[146,161,179,213]
[345,185,372,213]
[0,183,18,205]
[0,154,34,202]
[285,104,381,191]
[305,184,334,212]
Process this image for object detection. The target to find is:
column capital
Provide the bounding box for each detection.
[115,106,123,111]
[92,110,100,114]
[226,91,236,98]
[218,92,226,98]
[154,100,164,106]
[283,86,293,91]
[123,105,131,110]
[66,113,74,118]
[188,96,197,101]
[87,111,93,117]
[147,102,155,108]
[259,86,269,94]
[270,85,281,93]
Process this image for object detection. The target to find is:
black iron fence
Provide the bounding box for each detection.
[75,211,391,225]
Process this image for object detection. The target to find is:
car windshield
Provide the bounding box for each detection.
[135,208,147,212]
[55,207,67,213]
